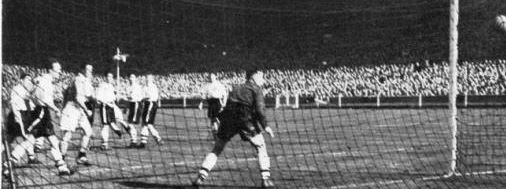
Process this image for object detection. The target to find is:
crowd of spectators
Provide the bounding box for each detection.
[2,59,506,102]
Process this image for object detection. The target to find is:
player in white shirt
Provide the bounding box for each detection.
[30,61,72,175]
[33,62,61,153]
[5,73,40,165]
[60,64,95,166]
[96,71,129,150]
[139,74,162,148]
[125,74,142,146]
[199,73,228,138]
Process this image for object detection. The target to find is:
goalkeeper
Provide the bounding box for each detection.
[192,69,275,188]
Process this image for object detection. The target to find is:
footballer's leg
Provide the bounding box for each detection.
[47,135,72,175]
[25,135,41,164]
[139,125,149,147]
[100,105,115,150]
[126,123,139,147]
[139,102,149,147]
[146,103,162,144]
[76,113,93,166]
[60,131,72,160]
[34,137,44,153]
[249,134,274,188]
[60,103,79,159]
[140,124,162,147]
[125,104,140,147]
[100,125,111,150]
[109,104,124,137]
[11,135,41,164]
[147,124,161,144]
[10,135,35,163]
[193,137,228,187]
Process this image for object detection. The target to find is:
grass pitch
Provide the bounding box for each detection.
[4,107,506,188]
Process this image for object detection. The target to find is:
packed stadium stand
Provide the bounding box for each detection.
[3,60,506,102]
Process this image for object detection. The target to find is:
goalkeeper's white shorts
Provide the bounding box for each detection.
[60,102,92,135]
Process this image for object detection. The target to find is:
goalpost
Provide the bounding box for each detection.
[447,0,459,177]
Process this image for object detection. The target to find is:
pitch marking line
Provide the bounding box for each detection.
[374,122,442,127]
[331,169,506,188]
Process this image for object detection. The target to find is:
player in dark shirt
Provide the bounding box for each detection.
[192,69,275,188]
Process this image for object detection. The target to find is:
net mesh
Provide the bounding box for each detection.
[2,0,506,188]
[3,98,506,188]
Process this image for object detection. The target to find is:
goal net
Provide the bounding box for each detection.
[2,0,506,188]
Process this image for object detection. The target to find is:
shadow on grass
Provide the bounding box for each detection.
[117,181,260,189]
[116,181,191,189]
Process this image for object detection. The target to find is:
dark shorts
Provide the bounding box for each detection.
[100,104,116,125]
[85,100,95,124]
[216,104,261,142]
[142,101,158,125]
[128,102,142,124]
[6,111,33,142]
[207,98,222,122]
[30,106,56,138]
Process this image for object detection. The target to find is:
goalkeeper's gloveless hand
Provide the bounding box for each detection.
[264,126,274,138]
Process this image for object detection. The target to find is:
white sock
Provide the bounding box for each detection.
[60,132,72,156]
[255,135,271,179]
[128,124,138,143]
[48,136,64,163]
[201,153,218,176]
[80,135,91,153]
[101,125,110,146]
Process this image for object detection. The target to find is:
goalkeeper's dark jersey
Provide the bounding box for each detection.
[225,81,268,129]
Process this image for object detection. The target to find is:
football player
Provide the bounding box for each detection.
[125,74,142,147]
[60,63,95,166]
[192,69,275,188]
[96,71,127,150]
[30,60,72,175]
[5,73,40,165]
[139,74,162,147]
[198,73,228,138]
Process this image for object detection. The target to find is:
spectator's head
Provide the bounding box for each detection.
[129,74,137,83]
[210,73,217,83]
[105,71,114,84]
[147,74,154,84]
[49,58,61,78]
[80,63,93,78]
